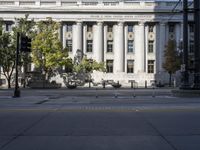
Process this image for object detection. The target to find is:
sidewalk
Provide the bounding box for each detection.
[0,87,200,112]
[0,87,173,97]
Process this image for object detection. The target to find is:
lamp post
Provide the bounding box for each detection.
[193,0,200,89]
[180,0,190,89]
[13,32,20,97]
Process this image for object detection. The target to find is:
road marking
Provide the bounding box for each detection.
[1,105,200,113]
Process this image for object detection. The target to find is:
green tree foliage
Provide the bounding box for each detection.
[12,14,36,87]
[32,18,71,80]
[73,56,105,85]
[0,20,15,88]
[74,56,105,74]
[12,14,35,38]
[163,40,181,86]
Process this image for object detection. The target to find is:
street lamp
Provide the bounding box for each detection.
[13,32,20,97]
[193,0,200,89]
[180,0,190,89]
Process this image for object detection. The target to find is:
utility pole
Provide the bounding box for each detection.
[193,0,200,89]
[13,32,20,97]
[180,0,190,89]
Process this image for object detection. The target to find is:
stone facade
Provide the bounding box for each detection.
[0,0,194,87]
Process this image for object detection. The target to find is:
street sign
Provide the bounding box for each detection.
[181,64,186,72]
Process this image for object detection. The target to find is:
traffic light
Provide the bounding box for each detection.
[20,36,31,52]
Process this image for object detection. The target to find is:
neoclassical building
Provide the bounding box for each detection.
[0,0,194,87]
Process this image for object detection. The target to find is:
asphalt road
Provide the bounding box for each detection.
[0,109,200,150]
[0,89,200,150]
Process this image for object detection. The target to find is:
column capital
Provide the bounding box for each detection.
[159,21,167,26]
[138,21,145,26]
[76,21,83,25]
[117,21,124,26]
[96,21,103,26]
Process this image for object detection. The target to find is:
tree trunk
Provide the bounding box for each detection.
[23,64,27,88]
[7,77,11,89]
[169,73,172,87]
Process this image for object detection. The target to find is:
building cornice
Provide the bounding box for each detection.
[0,7,182,13]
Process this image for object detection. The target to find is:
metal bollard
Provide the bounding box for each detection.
[89,80,91,88]
[152,86,156,97]
[103,81,105,88]
[145,80,147,88]
[95,88,98,98]
[132,86,136,98]
[114,88,118,98]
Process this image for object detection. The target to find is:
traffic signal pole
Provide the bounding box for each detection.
[13,32,20,97]
[193,0,200,89]
[180,0,190,89]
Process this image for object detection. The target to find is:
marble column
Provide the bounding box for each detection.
[103,25,107,62]
[158,22,166,72]
[93,22,103,62]
[180,22,183,40]
[175,23,181,48]
[72,21,83,56]
[83,24,87,54]
[135,22,145,73]
[59,24,62,41]
[155,23,159,74]
[124,24,128,73]
[62,24,66,50]
[113,22,124,73]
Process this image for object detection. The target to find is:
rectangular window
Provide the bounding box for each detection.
[127,40,134,53]
[82,2,98,5]
[62,2,76,6]
[106,60,113,73]
[148,25,154,33]
[128,25,133,32]
[127,60,134,73]
[189,40,194,53]
[103,2,118,5]
[27,63,32,72]
[189,59,194,69]
[20,1,35,5]
[107,25,113,32]
[5,24,12,32]
[66,40,72,52]
[107,40,113,52]
[148,40,154,53]
[169,24,175,33]
[148,60,154,73]
[189,24,194,33]
[66,25,72,32]
[87,25,93,32]
[0,1,14,5]
[86,40,93,52]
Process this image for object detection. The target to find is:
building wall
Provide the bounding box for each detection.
[0,0,194,87]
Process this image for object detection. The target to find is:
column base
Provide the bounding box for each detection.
[191,84,200,90]
[179,84,192,90]
[192,74,200,90]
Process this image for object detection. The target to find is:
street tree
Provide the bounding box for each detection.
[73,56,105,86]
[32,18,71,81]
[0,20,15,88]
[74,57,105,73]
[12,14,35,87]
[163,40,181,86]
